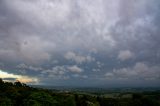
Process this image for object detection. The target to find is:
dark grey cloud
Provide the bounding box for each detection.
[3,77,17,81]
[0,0,160,86]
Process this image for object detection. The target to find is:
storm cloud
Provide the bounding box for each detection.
[0,0,160,86]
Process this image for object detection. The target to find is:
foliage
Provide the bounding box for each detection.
[0,78,160,106]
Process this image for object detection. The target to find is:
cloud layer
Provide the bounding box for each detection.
[0,0,160,86]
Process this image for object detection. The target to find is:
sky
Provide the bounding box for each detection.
[0,0,160,87]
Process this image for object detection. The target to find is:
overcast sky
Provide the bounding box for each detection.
[0,0,160,87]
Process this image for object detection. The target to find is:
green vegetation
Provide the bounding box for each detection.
[0,78,160,106]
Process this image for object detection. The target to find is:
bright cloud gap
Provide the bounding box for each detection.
[0,69,38,84]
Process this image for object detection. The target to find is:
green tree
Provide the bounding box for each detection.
[0,97,12,106]
[14,81,23,87]
[0,78,4,84]
[25,92,57,106]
